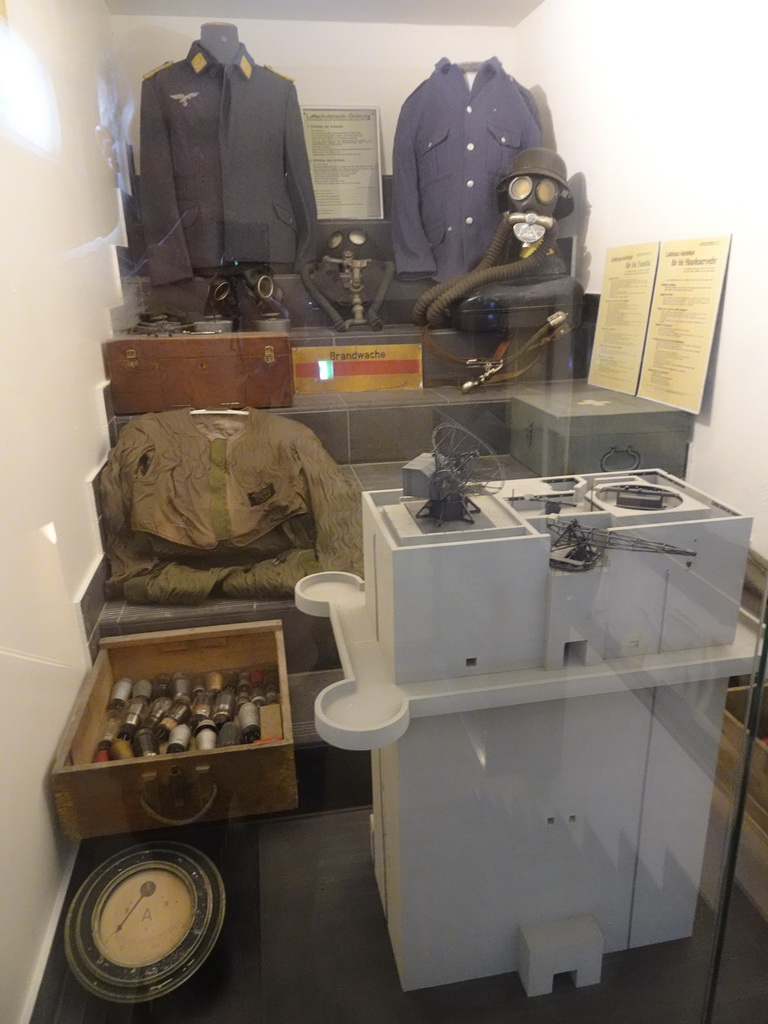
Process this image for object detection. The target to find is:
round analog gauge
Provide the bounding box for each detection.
[64,843,225,1003]
[508,175,532,201]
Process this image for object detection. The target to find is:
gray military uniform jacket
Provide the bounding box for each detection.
[139,41,317,285]
[392,57,541,282]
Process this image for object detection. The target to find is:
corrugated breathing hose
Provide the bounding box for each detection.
[413,225,556,328]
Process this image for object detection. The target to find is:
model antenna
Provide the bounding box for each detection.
[415,422,504,526]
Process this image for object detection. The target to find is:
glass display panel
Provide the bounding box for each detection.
[3,6,765,1024]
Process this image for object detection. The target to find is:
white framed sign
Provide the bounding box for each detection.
[301,106,383,220]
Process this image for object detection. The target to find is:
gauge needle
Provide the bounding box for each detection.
[106,880,156,942]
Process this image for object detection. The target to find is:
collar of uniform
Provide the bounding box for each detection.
[434,56,504,76]
[186,40,256,78]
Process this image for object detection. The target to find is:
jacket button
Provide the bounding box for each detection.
[465,217,474,225]
[466,105,473,113]
[466,179,474,188]
[466,142,475,151]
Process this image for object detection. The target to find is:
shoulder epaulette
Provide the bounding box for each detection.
[264,65,294,83]
[143,61,174,80]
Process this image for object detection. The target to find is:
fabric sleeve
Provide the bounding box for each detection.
[391,90,438,281]
[517,81,543,137]
[292,431,363,576]
[283,82,318,268]
[139,73,194,285]
[99,423,159,594]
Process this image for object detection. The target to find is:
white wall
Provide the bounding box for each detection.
[513,0,768,551]
[0,1,120,1020]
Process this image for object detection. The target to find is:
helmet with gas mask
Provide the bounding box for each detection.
[413,148,583,389]
[497,146,574,246]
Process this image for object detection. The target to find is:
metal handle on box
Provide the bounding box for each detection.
[140,765,218,826]
[600,445,641,472]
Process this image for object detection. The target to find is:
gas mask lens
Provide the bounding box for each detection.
[508,176,533,202]
[328,231,343,250]
[535,179,558,205]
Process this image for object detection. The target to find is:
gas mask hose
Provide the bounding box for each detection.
[414,228,556,329]
[367,261,396,331]
[412,217,512,325]
[300,263,347,332]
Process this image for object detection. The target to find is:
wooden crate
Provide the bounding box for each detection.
[51,622,297,841]
[104,333,294,414]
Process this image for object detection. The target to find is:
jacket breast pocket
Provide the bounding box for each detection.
[418,127,451,185]
[486,122,523,177]
[423,217,447,249]
[179,206,199,229]
[272,201,296,234]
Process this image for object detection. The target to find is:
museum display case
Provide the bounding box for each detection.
[1,4,767,1024]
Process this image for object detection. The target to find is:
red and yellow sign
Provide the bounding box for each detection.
[292,343,422,394]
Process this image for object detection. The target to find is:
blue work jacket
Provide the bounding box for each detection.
[392,57,541,282]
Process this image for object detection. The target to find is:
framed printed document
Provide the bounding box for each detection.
[301,106,383,220]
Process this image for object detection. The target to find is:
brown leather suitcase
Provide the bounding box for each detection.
[104,333,293,413]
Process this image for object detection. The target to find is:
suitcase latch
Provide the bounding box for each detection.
[124,347,139,368]
[264,345,275,365]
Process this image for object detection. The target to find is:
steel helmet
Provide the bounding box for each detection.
[497,147,574,219]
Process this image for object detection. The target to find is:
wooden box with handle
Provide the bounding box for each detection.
[51,621,297,840]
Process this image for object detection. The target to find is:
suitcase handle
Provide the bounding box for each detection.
[140,765,218,826]
[600,445,641,472]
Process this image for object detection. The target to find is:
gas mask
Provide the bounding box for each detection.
[322,228,379,324]
[496,148,574,246]
[300,227,395,331]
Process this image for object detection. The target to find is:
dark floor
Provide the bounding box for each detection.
[32,759,768,1024]
[45,456,768,1024]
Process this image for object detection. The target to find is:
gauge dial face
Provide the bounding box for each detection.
[94,867,195,967]
[65,843,225,1003]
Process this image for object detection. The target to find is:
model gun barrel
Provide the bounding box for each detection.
[509,492,577,506]
[548,519,696,560]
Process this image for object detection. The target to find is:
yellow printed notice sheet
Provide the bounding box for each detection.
[637,236,731,414]
[588,242,659,393]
